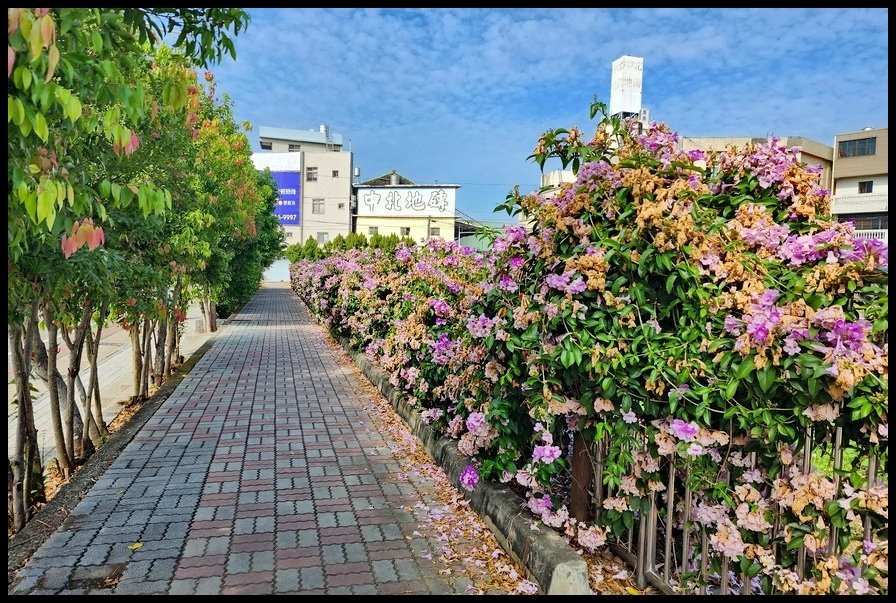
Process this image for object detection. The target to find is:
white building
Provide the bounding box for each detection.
[353,171,459,243]
[831,127,888,244]
[252,125,353,244]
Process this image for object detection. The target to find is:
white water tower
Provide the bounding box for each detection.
[609,55,643,118]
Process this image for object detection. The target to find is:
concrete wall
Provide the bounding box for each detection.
[302,152,353,243]
[832,176,888,215]
[354,216,455,243]
[265,140,333,153]
[833,127,888,179]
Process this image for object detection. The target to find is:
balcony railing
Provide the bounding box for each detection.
[832,192,888,214]
[854,228,888,243]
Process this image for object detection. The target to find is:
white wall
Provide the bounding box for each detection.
[252,151,353,244]
[355,186,457,217]
[302,152,353,243]
[835,175,888,196]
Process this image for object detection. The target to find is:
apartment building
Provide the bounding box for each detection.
[252,125,353,244]
[831,127,888,244]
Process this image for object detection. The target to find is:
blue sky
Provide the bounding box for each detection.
[212,8,888,223]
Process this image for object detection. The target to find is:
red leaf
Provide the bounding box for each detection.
[45,44,58,81]
[61,234,76,259]
[40,14,54,48]
[87,226,105,251]
[8,9,22,35]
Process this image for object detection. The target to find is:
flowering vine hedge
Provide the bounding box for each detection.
[292,103,888,594]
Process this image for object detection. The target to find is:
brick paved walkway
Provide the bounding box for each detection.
[11,283,492,595]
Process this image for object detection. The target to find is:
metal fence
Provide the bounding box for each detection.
[577,426,885,595]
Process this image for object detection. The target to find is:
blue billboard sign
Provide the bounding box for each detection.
[271,171,301,225]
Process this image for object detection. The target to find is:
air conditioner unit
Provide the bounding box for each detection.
[349,200,357,210]
[350,194,357,201]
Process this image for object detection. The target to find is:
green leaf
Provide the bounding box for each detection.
[66,95,82,122]
[757,365,775,393]
[21,66,33,91]
[735,355,755,379]
[37,183,54,224]
[30,20,44,61]
[92,30,103,53]
[724,380,738,401]
[33,112,49,142]
[665,273,677,294]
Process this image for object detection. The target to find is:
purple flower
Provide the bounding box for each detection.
[723,315,742,335]
[421,408,444,425]
[545,273,569,290]
[428,298,450,316]
[509,256,525,270]
[459,465,479,491]
[863,539,876,554]
[566,277,587,295]
[782,337,801,356]
[431,333,457,365]
[741,468,762,483]
[466,412,486,434]
[670,419,699,442]
[686,443,705,457]
[467,314,496,338]
[498,273,519,293]
[527,494,553,515]
[532,444,562,464]
[622,410,638,424]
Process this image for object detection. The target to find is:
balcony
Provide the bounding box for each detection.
[832,192,888,215]
[854,229,888,244]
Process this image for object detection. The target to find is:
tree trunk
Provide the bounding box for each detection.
[29,333,85,439]
[140,319,153,398]
[44,316,73,478]
[202,284,217,333]
[154,315,167,387]
[84,323,108,442]
[164,277,182,376]
[62,304,94,461]
[130,326,143,401]
[9,314,44,534]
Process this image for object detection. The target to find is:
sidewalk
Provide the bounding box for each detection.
[9,283,518,595]
[7,304,215,464]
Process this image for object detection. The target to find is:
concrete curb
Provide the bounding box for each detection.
[333,334,592,595]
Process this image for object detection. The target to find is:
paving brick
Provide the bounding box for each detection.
[8,285,519,597]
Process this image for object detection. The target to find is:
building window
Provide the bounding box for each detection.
[429,227,441,237]
[837,213,887,231]
[316,232,329,244]
[332,170,339,177]
[288,143,301,152]
[400,227,411,236]
[368,226,378,236]
[260,141,272,150]
[858,180,874,194]
[337,202,345,210]
[284,231,293,238]
[838,137,876,158]
[312,198,325,214]
[306,167,318,182]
